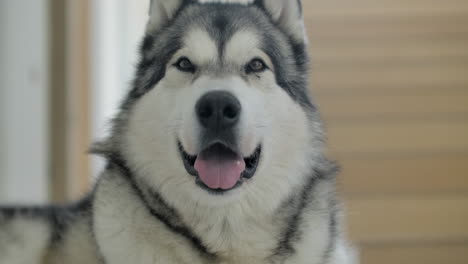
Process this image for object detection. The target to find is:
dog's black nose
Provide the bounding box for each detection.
[196,91,241,131]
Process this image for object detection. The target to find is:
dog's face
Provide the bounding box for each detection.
[118,0,323,206]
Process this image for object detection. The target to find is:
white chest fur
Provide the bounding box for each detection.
[93,170,342,264]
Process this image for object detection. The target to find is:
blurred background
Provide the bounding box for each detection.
[0,0,467,263]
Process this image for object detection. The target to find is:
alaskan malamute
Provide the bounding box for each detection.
[0,0,355,263]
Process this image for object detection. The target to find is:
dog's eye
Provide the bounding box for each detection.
[246,58,267,74]
[174,57,196,73]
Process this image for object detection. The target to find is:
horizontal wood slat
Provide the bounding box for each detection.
[311,65,468,92]
[337,156,468,195]
[306,15,468,39]
[346,196,468,243]
[305,9,468,18]
[304,0,468,10]
[310,40,468,64]
[303,0,468,17]
[327,121,468,154]
[315,95,468,120]
[359,244,468,264]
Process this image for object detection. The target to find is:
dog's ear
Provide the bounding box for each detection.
[259,0,305,42]
[147,0,187,32]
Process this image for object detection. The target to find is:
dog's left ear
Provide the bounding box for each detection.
[259,0,306,42]
[147,0,187,32]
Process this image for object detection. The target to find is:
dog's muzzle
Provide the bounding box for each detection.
[195,91,243,190]
[177,91,261,194]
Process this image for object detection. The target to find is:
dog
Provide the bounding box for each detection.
[0,0,355,263]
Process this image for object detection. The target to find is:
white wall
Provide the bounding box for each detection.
[0,0,5,202]
[90,0,149,176]
[0,0,49,204]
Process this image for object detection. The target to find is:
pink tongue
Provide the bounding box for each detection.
[194,156,246,190]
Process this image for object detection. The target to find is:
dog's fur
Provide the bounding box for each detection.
[0,0,355,263]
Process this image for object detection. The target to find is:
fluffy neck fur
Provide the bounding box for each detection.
[104,150,333,261]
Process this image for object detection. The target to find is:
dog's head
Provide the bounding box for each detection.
[108,0,324,207]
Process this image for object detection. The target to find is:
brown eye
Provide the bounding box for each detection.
[174,57,196,73]
[246,58,267,74]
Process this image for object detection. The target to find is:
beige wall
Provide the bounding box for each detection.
[48,0,92,202]
[304,0,468,263]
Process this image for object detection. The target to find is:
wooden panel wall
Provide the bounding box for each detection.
[304,0,468,262]
[65,0,91,200]
[49,0,91,202]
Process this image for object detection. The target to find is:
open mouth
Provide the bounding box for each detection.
[178,141,261,194]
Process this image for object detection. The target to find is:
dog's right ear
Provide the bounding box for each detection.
[146,0,187,32]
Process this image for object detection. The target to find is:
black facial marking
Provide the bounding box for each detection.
[141,35,155,53]
[212,14,230,57]
[297,0,303,15]
[252,0,264,8]
[290,41,308,71]
[261,38,313,110]
[212,14,229,33]
[120,34,182,110]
